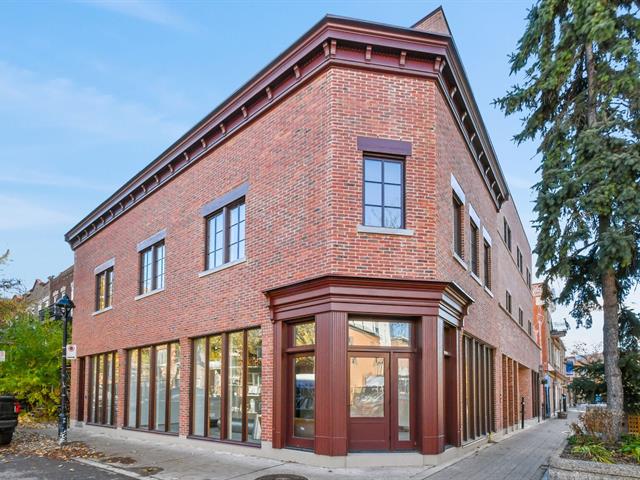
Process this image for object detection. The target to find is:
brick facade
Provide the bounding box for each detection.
[67,8,540,462]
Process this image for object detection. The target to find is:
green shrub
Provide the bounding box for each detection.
[571,443,615,463]
[621,435,640,462]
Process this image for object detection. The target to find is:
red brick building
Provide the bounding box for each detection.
[65,8,540,466]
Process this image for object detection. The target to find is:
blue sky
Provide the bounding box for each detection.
[1,0,630,350]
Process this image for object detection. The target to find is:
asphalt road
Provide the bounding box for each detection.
[0,454,131,480]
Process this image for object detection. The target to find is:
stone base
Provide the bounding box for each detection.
[549,447,640,479]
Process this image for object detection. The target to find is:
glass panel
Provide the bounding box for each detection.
[350,356,385,417]
[141,249,153,294]
[364,182,382,206]
[207,335,222,439]
[384,184,401,207]
[384,207,402,228]
[97,273,106,310]
[227,332,244,441]
[169,343,180,433]
[155,244,165,290]
[192,338,206,436]
[246,329,262,444]
[106,269,113,307]
[208,212,225,269]
[364,205,382,227]
[398,358,410,441]
[96,354,104,424]
[127,351,138,428]
[384,161,402,184]
[293,322,315,346]
[348,318,411,348]
[154,345,167,431]
[113,353,118,425]
[364,159,382,182]
[229,202,246,262]
[105,353,113,425]
[293,355,315,438]
[90,356,97,422]
[139,348,151,428]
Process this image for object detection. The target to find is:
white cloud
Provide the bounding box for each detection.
[0,61,186,143]
[76,0,194,31]
[0,195,74,230]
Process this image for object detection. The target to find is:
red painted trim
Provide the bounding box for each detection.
[357,136,412,156]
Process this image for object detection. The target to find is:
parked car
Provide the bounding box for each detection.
[0,395,20,445]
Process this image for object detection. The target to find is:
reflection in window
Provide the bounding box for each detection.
[227,332,244,441]
[169,344,180,433]
[127,352,138,427]
[87,352,117,426]
[348,318,411,347]
[350,356,385,417]
[293,322,315,346]
[293,355,315,439]
[154,345,167,431]
[192,338,206,436]
[398,358,410,440]
[208,335,222,439]
[139,348,151,428]
[246,329,262,444]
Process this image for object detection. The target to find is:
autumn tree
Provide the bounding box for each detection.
[496,0,640,439]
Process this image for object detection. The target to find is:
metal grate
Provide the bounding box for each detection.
[629,414,640,434]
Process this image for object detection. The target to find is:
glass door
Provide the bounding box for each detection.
[391,353,415,450]
[348,352,390,451]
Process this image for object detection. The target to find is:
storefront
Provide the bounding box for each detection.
[266,275,475,456]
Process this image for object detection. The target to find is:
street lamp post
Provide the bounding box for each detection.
[54,294,74,445]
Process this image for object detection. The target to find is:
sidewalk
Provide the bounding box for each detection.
[55,413,573,480]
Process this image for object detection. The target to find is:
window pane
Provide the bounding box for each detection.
[364,182,382,206]
[154,345,167,431]
[208,335,222,439]
[207,212,225,269]
[293,355,315,439]
[364,159,382,182]
[169,343,180,433]
[127,351,138,428]
[106,269,113,307]
[384,161,402,184]
[350,356,385,417]
[89,357,96,422]
[364,206,382,227]
[398,358,410,441]
[105,353,113,425]
[348,318,411,347]
[246,329,262,444]
[141,249,153,294]
[384,184,402,208]
[192,338,206,436]
[293,322,315,346]
[139,348,151,428]
[155,244,165,290]
[384,207,402,228]
[227,332,244,441]
[96,355,104,424]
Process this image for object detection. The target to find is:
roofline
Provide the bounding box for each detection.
[65,10,512,249]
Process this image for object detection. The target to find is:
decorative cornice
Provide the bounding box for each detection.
[65,14,510,250]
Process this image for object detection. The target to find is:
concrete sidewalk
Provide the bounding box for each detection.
[52,414,573,480]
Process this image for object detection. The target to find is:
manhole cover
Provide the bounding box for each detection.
[255,475,308,480]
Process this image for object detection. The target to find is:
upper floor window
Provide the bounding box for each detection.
[469,219,479,276]
[95,267,113,311]
[528,320,533,336]
[518,307,524,327]
[505,290,512,314]
[363,157,404,229]
[206,199,246,270]
[140,241,165,295]
[453,194,464,258]
[503,218,512,251]
[516,247,523,273]
[483,240,492,290]
[526,267,531,288]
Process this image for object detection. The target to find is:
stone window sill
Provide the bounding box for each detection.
[484,286,494,298]
[135,287,165,301]
[453,252,467,270]
[357,225,414,236]
[92,306,113,316]
[470,272,483,287]
[199,258,246,278]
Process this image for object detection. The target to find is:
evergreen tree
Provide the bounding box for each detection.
[496,0,640,440]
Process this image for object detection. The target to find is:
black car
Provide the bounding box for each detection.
[0,395,20,445]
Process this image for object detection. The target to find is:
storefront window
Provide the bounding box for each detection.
[293,322,315,346]
[87,351,117,426]
[293,355,315,439]
[348,318,411,348]
[127,342,180,433]
[191,328,262,444]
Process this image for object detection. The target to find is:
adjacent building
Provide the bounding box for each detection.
[65,8,541,466]
[24,266,74,319]
[532,283,569,417]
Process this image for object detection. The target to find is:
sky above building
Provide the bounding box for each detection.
[1,0,636,351]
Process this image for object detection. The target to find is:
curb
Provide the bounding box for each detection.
[73,458,152,479]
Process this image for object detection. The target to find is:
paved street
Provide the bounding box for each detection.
[428,412,574,480]
[0,454,130,479]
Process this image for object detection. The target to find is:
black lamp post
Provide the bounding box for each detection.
[54,294,74,445]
